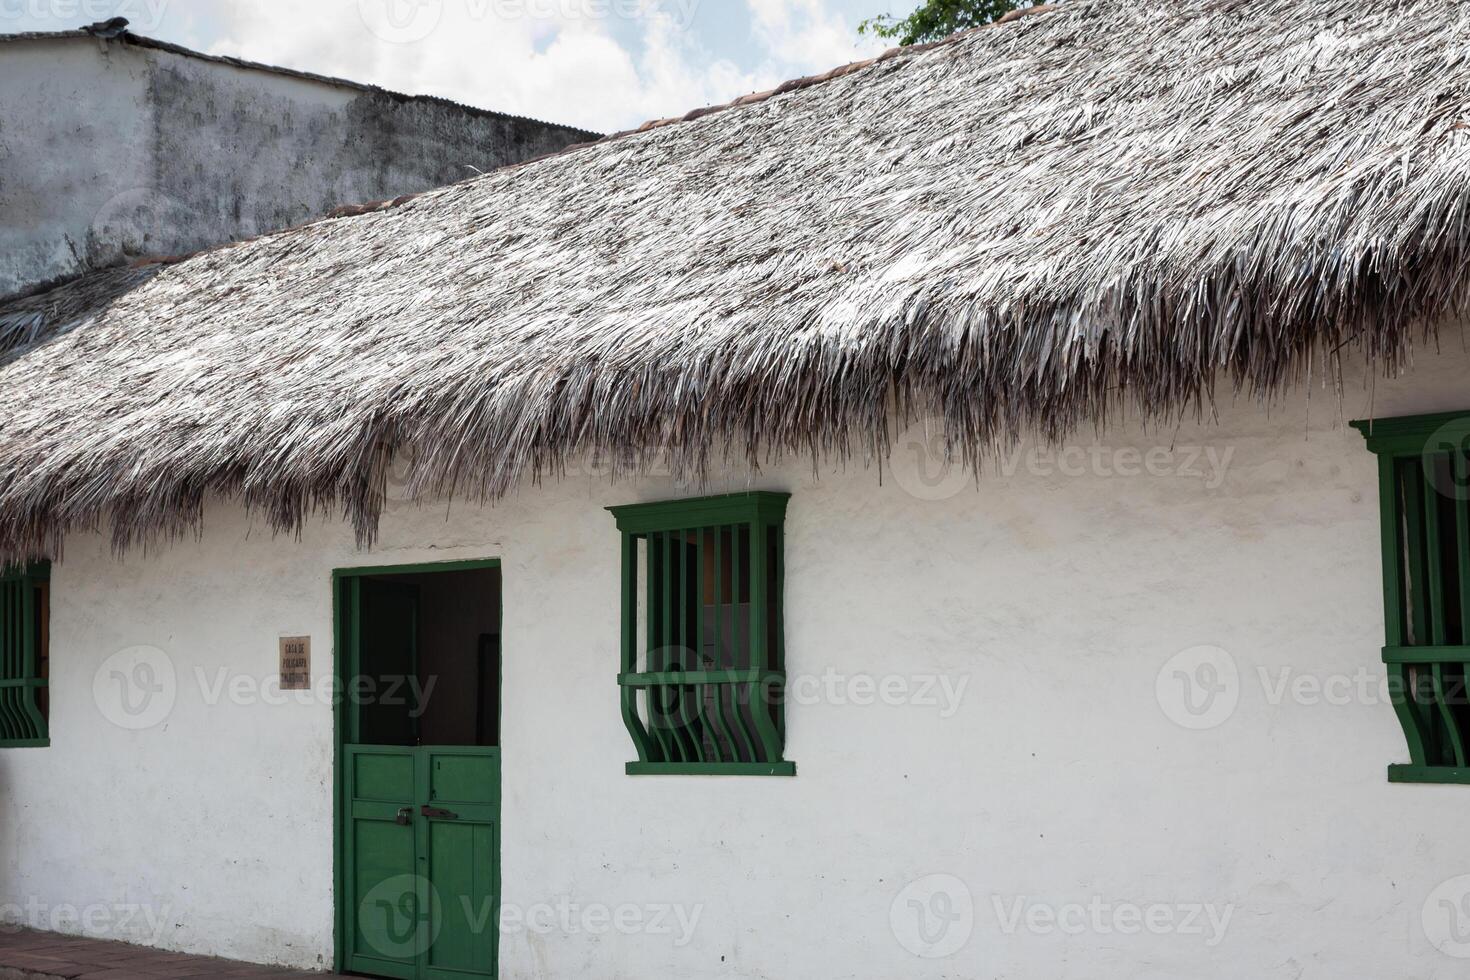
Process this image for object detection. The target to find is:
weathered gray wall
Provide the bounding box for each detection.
[0,35,594,299]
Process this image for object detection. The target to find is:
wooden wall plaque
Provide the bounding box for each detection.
[279,636,311,691]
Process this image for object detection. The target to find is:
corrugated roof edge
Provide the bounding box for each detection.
[0,28,602,139]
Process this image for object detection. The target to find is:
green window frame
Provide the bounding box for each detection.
[0,561,49,748]
[608,492,794,776]
[1354,412,1470,783]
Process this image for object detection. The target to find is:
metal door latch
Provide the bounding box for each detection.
[420,805,460,820]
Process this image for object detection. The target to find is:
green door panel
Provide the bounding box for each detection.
[423,747,500,979]
[345,746,421,979]
[424,818,498,978]
[354,752,416,801]
[430,750,501,806]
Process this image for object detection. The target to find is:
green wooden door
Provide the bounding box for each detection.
[421,748,500,980]
[344,747,500,979]
[345,745,423,979]
[340,574,500,980]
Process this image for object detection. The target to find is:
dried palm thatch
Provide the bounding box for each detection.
[2,0,1470,561]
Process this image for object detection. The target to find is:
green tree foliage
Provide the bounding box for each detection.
[859,0,1020,45]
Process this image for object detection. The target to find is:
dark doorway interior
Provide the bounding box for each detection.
[355,565,501,747]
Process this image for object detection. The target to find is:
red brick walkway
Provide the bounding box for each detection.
[0,928,349,979]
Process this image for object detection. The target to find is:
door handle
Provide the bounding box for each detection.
[420,805,459,820]
[395,807,413,826]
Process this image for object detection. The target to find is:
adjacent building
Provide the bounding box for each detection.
[0,21,596,298]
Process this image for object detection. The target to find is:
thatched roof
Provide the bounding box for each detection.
[3,0,1470,560]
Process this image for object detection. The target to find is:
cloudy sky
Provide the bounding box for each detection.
[7,0,904,132]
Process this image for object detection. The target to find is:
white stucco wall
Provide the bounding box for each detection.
[3,344,1470,978]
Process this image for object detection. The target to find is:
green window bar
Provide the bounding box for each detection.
[0,562,49,748]
[608,493,794,776]
[1354,413,1470,784]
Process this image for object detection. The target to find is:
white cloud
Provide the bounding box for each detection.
[747,0,877,72]
[190,0,882,133]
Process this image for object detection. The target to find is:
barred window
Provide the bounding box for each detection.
[609,493,793,776]
[0,562,49,748]
[1356,414,1470,784]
